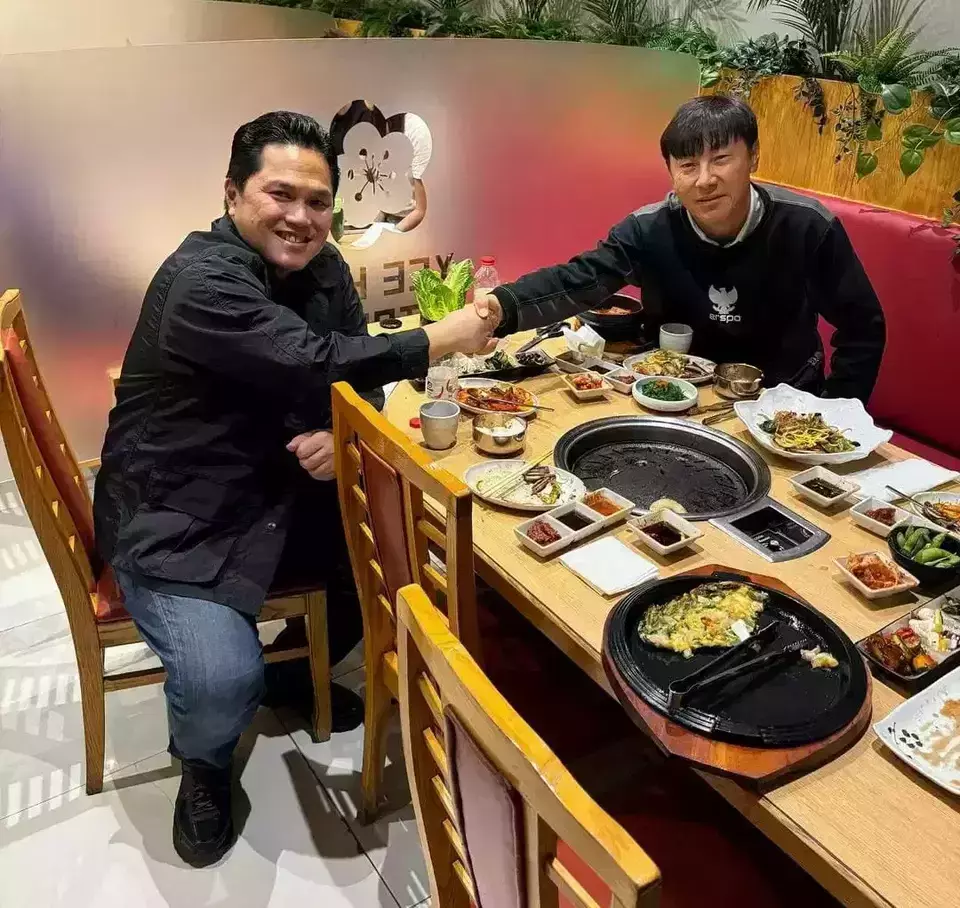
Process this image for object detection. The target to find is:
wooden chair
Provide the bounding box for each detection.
[396,582,662,908]
[332,381,481,821]
[0,288,332,795]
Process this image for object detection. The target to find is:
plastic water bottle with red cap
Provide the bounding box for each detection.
[473,256,500,299]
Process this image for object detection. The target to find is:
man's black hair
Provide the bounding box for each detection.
[659,96,759,163]
[226,110,340,195]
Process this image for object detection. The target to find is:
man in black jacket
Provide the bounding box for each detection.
[476,96,885,402]
[93,111,494,866]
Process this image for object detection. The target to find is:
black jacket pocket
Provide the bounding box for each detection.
[117,472,248,583]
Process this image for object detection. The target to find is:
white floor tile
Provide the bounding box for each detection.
[278,668,431,908]
[0,767,186,908]
[2,712,400,908]
[0,484,64,633]
[1,635,170,820]
[147,709,401,908]
[0,612,72,658]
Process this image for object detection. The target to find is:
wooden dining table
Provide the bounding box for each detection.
[379,319,960,908]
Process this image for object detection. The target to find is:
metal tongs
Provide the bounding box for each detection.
[887,485,960,531]
[666,622,808,711]
[516,321,566,354]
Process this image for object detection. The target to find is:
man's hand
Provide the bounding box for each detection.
[286,430,336,481]
[423,304,498,361]
[473,292,503,328]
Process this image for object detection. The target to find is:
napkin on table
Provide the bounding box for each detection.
[847,459,959,503]
[560,537,658,596]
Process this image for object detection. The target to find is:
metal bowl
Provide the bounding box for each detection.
[714,363,764,399]
[472,413,527,456]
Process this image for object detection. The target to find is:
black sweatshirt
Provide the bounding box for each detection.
[492,184,886,402]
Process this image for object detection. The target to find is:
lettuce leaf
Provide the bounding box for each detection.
[412,259,474,321]
[445,259,474,308]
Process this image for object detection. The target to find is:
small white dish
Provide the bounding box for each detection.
[875,665,960,797]
[579,488,634,527]
[834,552,919,600]
[628,510,703,556]
[789,466,860,508]
[514,514,577,558]
[543,501,606,542]
[602,369,637,394]
[632,376,698,413]
[562,371,608,401]
[553,351,589,373]
[851,497,911,538]
[560,536,659,596]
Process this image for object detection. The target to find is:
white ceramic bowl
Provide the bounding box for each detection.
[850,497,911,538]
[788,466,860,508]
[834,552,919,600]
[632,376,698,413]
[734,384,892,465]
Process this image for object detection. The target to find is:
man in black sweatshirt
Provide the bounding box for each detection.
[475,96,886,402]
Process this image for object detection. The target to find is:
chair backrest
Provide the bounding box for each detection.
[396,583,661,908]
[332,381,480,660]
[0,289,100,637]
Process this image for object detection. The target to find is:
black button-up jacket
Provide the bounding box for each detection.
[94,216,429,614]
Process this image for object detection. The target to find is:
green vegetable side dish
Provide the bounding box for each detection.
[641,379,688,402]
[893,526,960,569]
[411,259,475,322]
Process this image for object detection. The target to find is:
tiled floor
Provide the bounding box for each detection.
[0,476,432,908]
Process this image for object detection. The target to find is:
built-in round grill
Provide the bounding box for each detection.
[553,416,771,521]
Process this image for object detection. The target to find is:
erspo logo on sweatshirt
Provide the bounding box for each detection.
[708,286,742,323]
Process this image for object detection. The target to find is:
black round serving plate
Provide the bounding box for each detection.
[604,571,869,748]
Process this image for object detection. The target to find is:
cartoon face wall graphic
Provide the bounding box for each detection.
[330,100,432,247]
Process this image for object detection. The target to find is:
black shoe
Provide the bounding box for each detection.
[329,682,364,734]
[264,657,365,735]
[173,760,235,867]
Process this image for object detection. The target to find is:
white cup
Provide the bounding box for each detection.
[660,323,693,353]
[420,400,460,450]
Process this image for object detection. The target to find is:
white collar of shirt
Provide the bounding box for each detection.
[686,185,764,247]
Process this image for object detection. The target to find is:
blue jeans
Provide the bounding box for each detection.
[116,571,265,769]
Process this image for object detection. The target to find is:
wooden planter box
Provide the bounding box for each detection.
[334,18,425,37]
[708,73,957,222]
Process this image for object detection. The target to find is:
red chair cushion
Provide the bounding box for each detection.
[798,189,960,459]
[93,565,129,623]
[2,327,98,561]
[445,708,526,908]
[358,440,413,601]
[556,763,839,908]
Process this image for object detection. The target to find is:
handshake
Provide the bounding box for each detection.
[423,293,504,361]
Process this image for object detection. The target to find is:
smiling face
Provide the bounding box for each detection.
[668,139,759,240]
[225,143,334,274]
